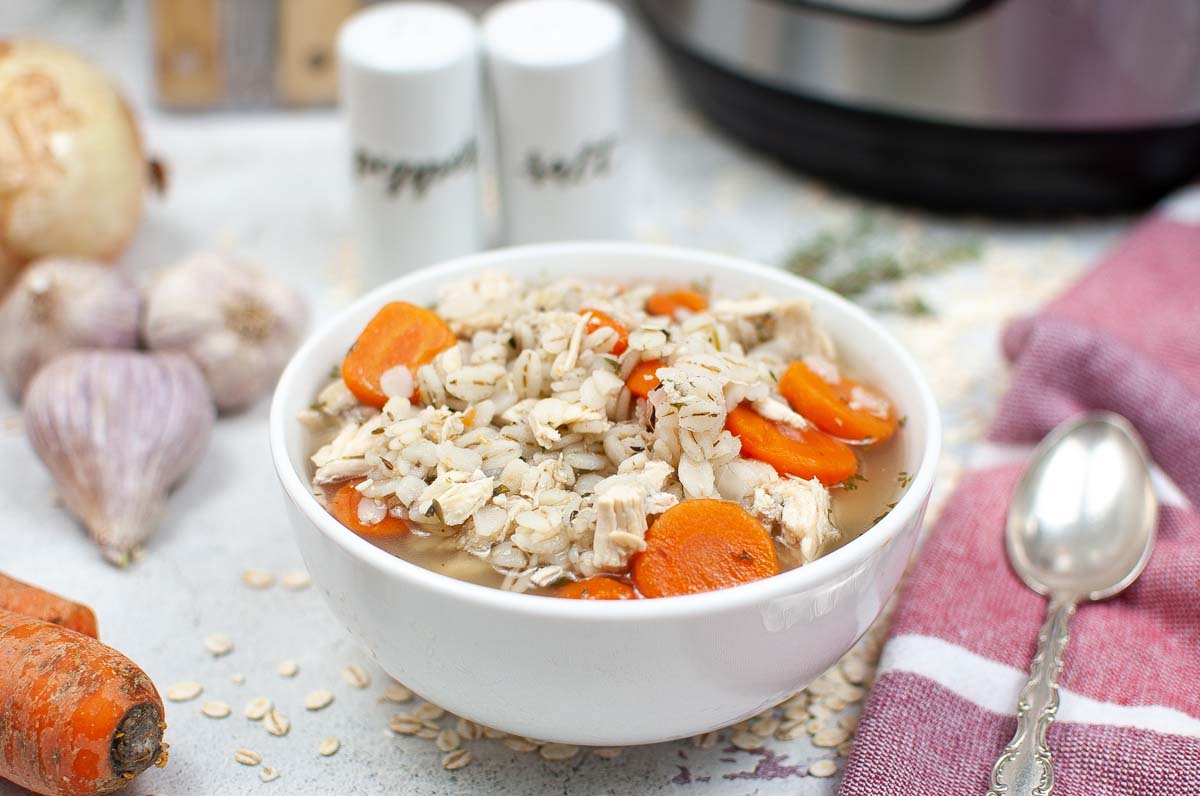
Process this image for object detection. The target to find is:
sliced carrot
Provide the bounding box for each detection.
[778,360,898,443]
[341,301,457,409]
[631,500,779,598]
[726,403,858,486]
[0,573,98,638]
[626,359,663,398]
[330,480,409,537]
[0,609,167,796]
[554,577,637,600]
[580,308,629,355]
[645,289,708,318]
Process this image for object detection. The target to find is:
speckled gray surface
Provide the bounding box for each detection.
[0,2,1132,795]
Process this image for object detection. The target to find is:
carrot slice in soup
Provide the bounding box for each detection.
[645,289,708,318]
[631,500,779,598]
[342,301,457,409]
[581,308,628,355]
[626,359,663,398]
[778,360,898,443]
[725,403,858,486]
[555,577,638,600]
[330,480,409,537]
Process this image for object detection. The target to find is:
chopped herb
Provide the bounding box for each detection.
[897,471,913,489]
[329,365,341,379]
[371,427,385,435]
[308,402,324,412]
[840,473,867,492]
[601,356,620,373]
[381,458,394,470]
[736,550,753,562]
[689,275,713,295]
[580,588,590,599]
[892,295,934,317]
[870,501,899,525]
[898,415,908,428]
[493,484,510,496]
[783,211,981,317]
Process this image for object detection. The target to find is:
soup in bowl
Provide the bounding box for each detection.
[269,243,940,745]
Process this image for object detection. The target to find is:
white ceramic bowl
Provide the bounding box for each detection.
[269,242,940,746]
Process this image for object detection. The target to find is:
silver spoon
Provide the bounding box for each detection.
[986,412,1158,796]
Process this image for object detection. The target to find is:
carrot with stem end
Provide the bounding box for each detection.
[554,577,637,600]
[0,609,167,796]
[580,308,628,355]
[341,302,457,409]
[726,403,858,486]
[645,289,708,318]
[626,359,663,398]
[330,480,410,537]
[631,500,779,598]
[778,360,898,444]
[0,573,97,638]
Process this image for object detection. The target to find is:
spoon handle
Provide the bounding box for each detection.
[986,595,1076,796]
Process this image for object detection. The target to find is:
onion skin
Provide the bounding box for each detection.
[0,39,145,296]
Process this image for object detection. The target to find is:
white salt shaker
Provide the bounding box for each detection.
[482,0,628,245]
[338,2,481,284]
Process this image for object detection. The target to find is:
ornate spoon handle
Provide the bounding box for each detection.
[986,595,1076,796]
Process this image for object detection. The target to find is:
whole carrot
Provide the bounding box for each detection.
[0,573,98,638]
[0,609,166,796]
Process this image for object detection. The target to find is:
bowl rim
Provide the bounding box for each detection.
[269,241,941,620]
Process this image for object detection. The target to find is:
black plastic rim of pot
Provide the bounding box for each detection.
[639,8,1200,216]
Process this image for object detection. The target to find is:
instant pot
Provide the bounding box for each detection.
[636,0,1200,214]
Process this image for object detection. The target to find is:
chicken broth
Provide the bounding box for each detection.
[301,272,907,599]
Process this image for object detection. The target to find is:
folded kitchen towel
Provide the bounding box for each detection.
[840,188,1200,796]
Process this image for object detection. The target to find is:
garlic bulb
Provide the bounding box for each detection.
[24,350,215,566]
[0,40,146,296]
[0,257,141,399]
[143,252,307,412]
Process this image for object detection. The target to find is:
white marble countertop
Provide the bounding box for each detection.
[1,2,1131,795]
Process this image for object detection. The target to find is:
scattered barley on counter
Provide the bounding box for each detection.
[304,690,335,711]
[691,731,719,749]
[318,737,340,757]
[380,683,412,703]
[280,570,311,590]
[731,730,763,751]
[503,738,538,753]
[539,743,579,761]
[241,569,274,589]
[245,697,272,720]
[808,759,838,778]
[230,673,246,685]
[592,747,623,759]
[813,727,849,748]
[441,750,471,771]
[341,664,370,689]
[201,701,231,719]
[276,660,299,678]
[435,729,460,752]
[750,715,780,737]
[413,703,444,722]
[263,709,290,737]
[259,766,280,783]
[455,717,480,741]
[166,682,203,702]
[234,749,261,767]
[389,714,421,735]
[204,633,233,657]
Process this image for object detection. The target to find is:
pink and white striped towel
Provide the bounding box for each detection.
[840,188,1200,796]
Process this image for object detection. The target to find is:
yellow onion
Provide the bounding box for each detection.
[0,39,145,296]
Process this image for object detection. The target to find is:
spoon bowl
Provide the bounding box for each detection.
[1006,412,1157,600]
[987,412,1159,796]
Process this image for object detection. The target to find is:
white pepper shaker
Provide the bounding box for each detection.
[338,2,481,284]
[482,0,628,244]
